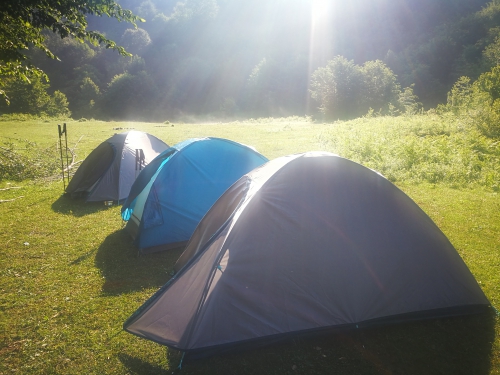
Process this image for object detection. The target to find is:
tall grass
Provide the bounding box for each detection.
[1,114,499,189]
[319,114,500,190]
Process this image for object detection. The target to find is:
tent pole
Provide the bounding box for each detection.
[58,124,66,192]
[63,123,69,185]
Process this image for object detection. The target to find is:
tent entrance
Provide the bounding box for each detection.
[66,142,115,197]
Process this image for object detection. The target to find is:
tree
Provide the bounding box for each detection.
[445,76,473,113]
[135,1,158,20]
[71,77,100,119]
[0,76,52,114]
[45,90,71,117]
[469,66,500,137]
[0,76,70,116]
[398,85,422,115]
[121,28,152,55]
[244,56,310,117]
[97,71,159,120]
[360,60,401,113]
[474,64,500,103]
[311,56,402,120]
[0,0,142,102]
[310,56,364,120]
[168,0,219,23]
[437,66,500,137]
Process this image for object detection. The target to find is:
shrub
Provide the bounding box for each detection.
[0,139,60,181]
[441,67,500,138]
[322,116,500,189]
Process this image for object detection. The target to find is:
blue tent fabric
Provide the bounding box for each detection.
[142,186,164,229]
[121,148,176,221]
[121,137,269,253]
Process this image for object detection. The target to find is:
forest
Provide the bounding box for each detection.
[1,0,500,125]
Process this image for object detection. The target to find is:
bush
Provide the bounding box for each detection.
[441,67,500,138]
[0,139,60,181]
[323,115,500,189]
[467,100,500,138]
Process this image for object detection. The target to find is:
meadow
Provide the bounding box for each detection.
[0,115,499,374]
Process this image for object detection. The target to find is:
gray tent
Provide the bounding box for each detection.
[124,152,490,358]
[66,131,168,202]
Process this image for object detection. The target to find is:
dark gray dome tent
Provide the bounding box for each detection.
[66,131,168,202]
[124,152,490,358]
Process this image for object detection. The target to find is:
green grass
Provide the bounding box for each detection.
[320,115,500,189]
[1,116,499,374]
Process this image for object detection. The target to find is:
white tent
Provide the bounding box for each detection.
[66,131,168,202]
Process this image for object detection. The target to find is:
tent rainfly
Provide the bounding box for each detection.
[124,152,490,359]
[66,131,169,202]
[121,137,269,253]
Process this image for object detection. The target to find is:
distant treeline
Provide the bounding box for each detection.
[2,0,500,121]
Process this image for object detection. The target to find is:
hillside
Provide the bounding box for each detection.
[3,0,499,120]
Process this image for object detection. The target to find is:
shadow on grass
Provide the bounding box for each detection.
[169,311,496,375]
[118,353,168,375]
[51,193,111,216]
[70,248,97,265]
[94,229,183,295]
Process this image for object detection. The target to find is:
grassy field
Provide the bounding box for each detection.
[1,116,499,374]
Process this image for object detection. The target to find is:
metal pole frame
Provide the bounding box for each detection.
[58,123,69,191]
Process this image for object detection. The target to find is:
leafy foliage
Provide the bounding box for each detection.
[71,77,100,119]
[120,28,152,55]
[310,56,363,120]
[398,85,422,115]
[97,71,159,120]
[46,90,71,117]
[445,76,473,113]
[0,138,60,181]
[245,56,309,117]
[168,0,219,22]
[0,76,70,117]
[4,0,484,120]
[310,57,405,120]
[0,0,142,102]
[1,0,498,119]
[386,0,500,107]
[360,60,402,113]
[439,65,500,138]
[322,115,500,190]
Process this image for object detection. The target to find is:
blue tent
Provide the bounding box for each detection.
[121,137,268,253]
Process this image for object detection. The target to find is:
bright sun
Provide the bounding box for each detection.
[309,0,333,68]
[311,0,331,27]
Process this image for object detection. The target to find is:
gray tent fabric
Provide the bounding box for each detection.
[66,131,168,202]
[124,152,490,357]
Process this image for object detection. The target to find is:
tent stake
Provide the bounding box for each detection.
[176,352,185,371]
